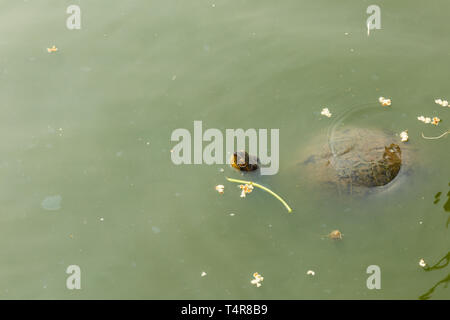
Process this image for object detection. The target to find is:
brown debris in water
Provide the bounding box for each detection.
[328,230,343,240]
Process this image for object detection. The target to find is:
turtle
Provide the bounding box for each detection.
[299,127,411,196]
[230,151,259,172]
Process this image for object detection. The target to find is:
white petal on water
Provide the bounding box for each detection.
[41,195,62,211]
[419,259,427,267]
[152,226,161,234]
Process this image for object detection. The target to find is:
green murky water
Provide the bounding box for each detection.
[0,0,448,299]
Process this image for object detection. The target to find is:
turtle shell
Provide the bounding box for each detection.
[301,127,406,195]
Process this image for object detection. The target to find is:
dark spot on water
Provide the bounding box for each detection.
[434,192,441,204]
[303,155,316,165]
[444,183,450,212]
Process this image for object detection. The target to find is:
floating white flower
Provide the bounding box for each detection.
[251,272,264,287]
[379,97,392,107]
[417,116,433,124]
[431,117,441,126]
[201,271,207,277]
[435,98,449,107]
[215,185,225,194]
[419,259,427,268]
[400,130,409,142]
[239,184,254,198]
[306,270,315,276]
[321,108,332,118]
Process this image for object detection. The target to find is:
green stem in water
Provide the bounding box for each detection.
[226,177,293,213]
[422,130,449,140]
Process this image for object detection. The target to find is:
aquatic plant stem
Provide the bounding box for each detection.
[421,130,449,140]
[226,177,293,213]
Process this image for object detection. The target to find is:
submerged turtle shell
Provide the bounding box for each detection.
[301,127,408,195]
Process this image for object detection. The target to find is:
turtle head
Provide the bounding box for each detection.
[230,151,259,172]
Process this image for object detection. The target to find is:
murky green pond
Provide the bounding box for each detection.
[0,0,448,299]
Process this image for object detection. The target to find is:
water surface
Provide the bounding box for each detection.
[0,0,448,299]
